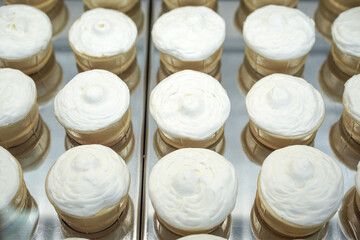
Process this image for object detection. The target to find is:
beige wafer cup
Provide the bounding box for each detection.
[338,187,360,240]
[248,117,323,150]
[163,0,217,11]
[243,0,297,12]
[45,175,129,233]
[83,0,139,12]
[48,0,68,37]
[0,103,40,149]
[158,125,225,149]
[234,0,251,33]
[342,106,360,145]
[314,0,341,41]
[245,46,308,76]
[3,0,59,12]
[57,108,131,147]
[0,43,53,75]
[70,41,136,75]
[331,43,360,76]
[255,178,332,238]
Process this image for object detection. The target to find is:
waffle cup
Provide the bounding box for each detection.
[338,187,360,240]
[30,51,63,105]
[0,103,40,149]
[65,123,135,163]
[3,0,59,12]
[318,52,350,102]
[245,46,308,77]
[157,125,225,149]
[0,43,53,75]
[254,178,332,238]
[57,108,131,147]
[342,106,360,145]
[234,0,251,33]
[248,116,323,150]
[48,0,68,37]
[7,116,50,170]
[83,0,138,12]
[45,178,130,234]
[331,43,360,77]
[238,56,304,94]
[69,41,137,75]
[0,159,37,230]
[159,47,222,76]
[153,129,225,159]
[162,0,217,11]
[242,0,298,12]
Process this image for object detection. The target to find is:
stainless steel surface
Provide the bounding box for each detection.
[1,0,149,239]
[143,1,355,239]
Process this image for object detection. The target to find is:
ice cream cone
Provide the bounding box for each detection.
[242,0,298,12]
[338,187,360,240]
[57,108,131,147]
[7,117,50,170]
[0,43,53,75]
[329,117,360,170]
[159,47,222,75]
[331,43,360,76]
[318,53,350,102]
[162,0,217,11]
[48,0,68,37]
[342,106,360,145]
[30,51,63,105]
[248,119,321,150]
[3,0,59,12]
[245,46,308,77]
[0,103,40,149]
[70,41,136,75]
[65,122,135,163]
[158,125,225,149]
[255,179,330,238]
[83,0,139,12]
[234,0,251,33]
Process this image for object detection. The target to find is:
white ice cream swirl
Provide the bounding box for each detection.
[46,145,130,217]
[260,145,344,226]
[332,7,360,57]
[149,148,238,232]
[150,70,230,140]
[179,234,227,240]
[54,69,130,131]
[69,8,137,57]
[343,74,360,122]
[0,147,20,211]
[243,5,315,60]
[152,6,225,61]
[0,68,36,126]
[246,74,325,136]
[0,4,52,60]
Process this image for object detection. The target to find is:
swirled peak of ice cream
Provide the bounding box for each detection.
[343,74,360,122]
[0,68,36,126]
[243,5,315,60]
[179,234,227,240]
[246,74,325,136]
[0,4,52,60]
[150,70,230,140]
[69,8,137,57]
[152,6,225,61]
[332,7,360,57]
[260,145,344,226]
[46,145,130,217]
[149,148,237,231]
[54,69,130,131]
[0,147,20,211]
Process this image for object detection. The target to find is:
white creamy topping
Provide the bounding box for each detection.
[246,74,325,136]
[152,6,225,61]
[46,145,130,217]
[0,147,20,211]
[54,69,130,131]
[150,70,230,140]
[149,148,238,232]
[0,4,52,60]
[343,74,360,122]
[260,145,344,226]
[179,234,226,240]
[243,5,315,60]
[0,68,37,126]
[69,8,137,57]
[332,7,360,57]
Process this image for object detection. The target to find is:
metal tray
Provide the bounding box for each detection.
[0,0,149,239]
[142,0,356,239]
